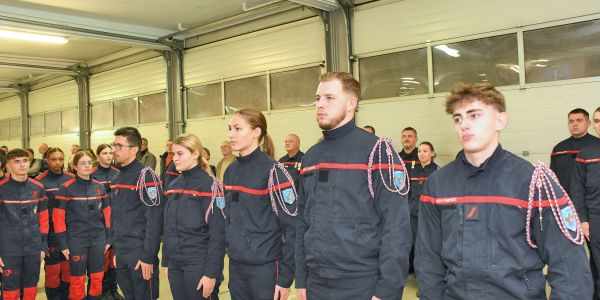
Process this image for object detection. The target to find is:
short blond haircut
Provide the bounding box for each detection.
[320,72,361,101]
[445,82,505,114]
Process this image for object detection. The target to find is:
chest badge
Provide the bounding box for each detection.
[113,189,119,196]
[216,196,225,209]
[95,189,101,195]
[560,206,577,232]
[147,187,158,200]
[464,204,479,221]
[31,190,38,197]
[282,188,296,205]
[393,171,406,190]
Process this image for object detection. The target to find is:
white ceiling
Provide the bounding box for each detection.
[0,0,282,93]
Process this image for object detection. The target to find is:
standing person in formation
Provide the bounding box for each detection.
[399,127,419,170]
[91,144,123,300]
[159,140,174,183]
[35,148,74,300]
[407,142,439,283]
[278,134,304,188]
[162,134,226,300]
[295,72,412,300]
[216,141,236,181]
[110,127,163,300]
[415,82,593,299]
[0,148,49,300]
[224,108,297,300]
[572,106,600,298]
[138,138,157,171]
[53,151,111,300]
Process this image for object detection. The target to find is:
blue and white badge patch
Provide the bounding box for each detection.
[560,206,577,232]
[216,197,225,209]
[147,187,158,200]
[282,188,295,205]
[393,171,406,190]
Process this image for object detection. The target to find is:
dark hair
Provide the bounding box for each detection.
[141,138,148,144]
[72,150,93,166]
[568,108,590,119]
[47,147,64,156]
[363,126,375,134]
[7,148,29,160]
[446,82,505,114]
[234,108,275,159]
[203,147,210,157]
[114,127,142,151]
[0,151,6,172]
[96,144,112,155]
[26,148,34,155]
[402,127,417,135]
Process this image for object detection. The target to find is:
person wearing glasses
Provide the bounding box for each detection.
[53,151,111,300]
[109,127,163,300]
[35,148,74,300]
[91,144,124,300]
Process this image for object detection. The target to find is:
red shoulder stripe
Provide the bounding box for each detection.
[35,170,49,180]
[28,178,44,188]
[63,177,77,188]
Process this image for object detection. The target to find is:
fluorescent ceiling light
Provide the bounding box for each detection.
[0,29,68,44]
[434,45,460,57]
[288,0,340,11]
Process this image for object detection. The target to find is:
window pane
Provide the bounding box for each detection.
[433,34,519,93]
[270,67,321,109]
[360,49,428,99]
[114,98,138,126]
[61,108,79,133]
[45,111,61,134]
[187,83,222,118]
[92,102,112,129]
[225,76,267,114]
[30,114,44,136]
[139,93,166,124]
[10,118,21,138]
[0,120,8,140]
[525,19,600,83]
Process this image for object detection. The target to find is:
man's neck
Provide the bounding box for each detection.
[572,133,587,139]
[464,142,498,167]
[403,146,416,154]
[120,157,136,167]
[11,173,27,182]
[287,149,299,158]
[223,153,234,160]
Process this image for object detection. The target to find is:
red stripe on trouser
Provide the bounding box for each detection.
[69,275,86,300]
[89,272,104,296]
[60,260,71,283]
[45,263,61,288]
[23,286,37,300]
[2,290,20,300]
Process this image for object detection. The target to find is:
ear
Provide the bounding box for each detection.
[347,95,358,113]
[496,112,508,131]
[192,149,201,160]
[253,127,262,140]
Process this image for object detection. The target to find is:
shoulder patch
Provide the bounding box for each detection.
[215,196,225,209]
[393,170,406,190]
[28,178,44,188]
[147,186,158,200]
[282,188,295,205]
[560,206,577,232]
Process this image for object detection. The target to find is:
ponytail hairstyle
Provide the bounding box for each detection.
[234,108,275,159]
[173,133,211,174]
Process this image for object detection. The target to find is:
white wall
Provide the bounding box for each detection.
[29,81,78,114]
[0,95,22,149]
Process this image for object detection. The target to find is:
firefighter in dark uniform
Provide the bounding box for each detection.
[572,106,600,298]
[278,134,304,188]
[399,127,420,171]
[224,108,297,300]
[92,144,123,300]
[110,127,163,300]
[54,151,111,300]
[0,148,49,300]
[550,107,600,299]
[35,148,74,300]
[408,142,439,280]
[416,83,593,299]
[162,134,226,300]
[296,73,412,300]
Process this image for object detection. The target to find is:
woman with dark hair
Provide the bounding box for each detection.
[91,144,122,300]
[224,108,297,300]
[162,133,225,300]
[35,147,74,299]
[54,151,111,300]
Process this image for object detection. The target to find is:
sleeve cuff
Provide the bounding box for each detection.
[140,252,157,265]
[374,284,401,299]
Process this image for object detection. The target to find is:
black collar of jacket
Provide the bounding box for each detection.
[118,159,142,172]
[47,169,64,178]
[181,164,202,177]
[323,118,356,140]
[76,175,92,184]
[459,144,503,176]
[237,147,262,163]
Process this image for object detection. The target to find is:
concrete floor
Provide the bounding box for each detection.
[35,255,421,300]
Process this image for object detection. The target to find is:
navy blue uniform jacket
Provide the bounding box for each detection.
[36,170,74,249]
[572,141,600,222]
[550,133,600,194]
[416,146,592,299]
[295,120,412,299]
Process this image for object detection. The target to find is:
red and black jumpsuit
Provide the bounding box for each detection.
[36,169,75,300]
[162,164,226,300]
[91,164,120,296]
[0,175,49,300]
[223,147,297,300]
[54,177,110,300]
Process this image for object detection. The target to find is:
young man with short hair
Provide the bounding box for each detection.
[572,106,600,298]
[416,83,593,299]
[0,148,49,300]
[110,127,163,299]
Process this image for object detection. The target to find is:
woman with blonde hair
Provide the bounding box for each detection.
[162,133,226,299]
